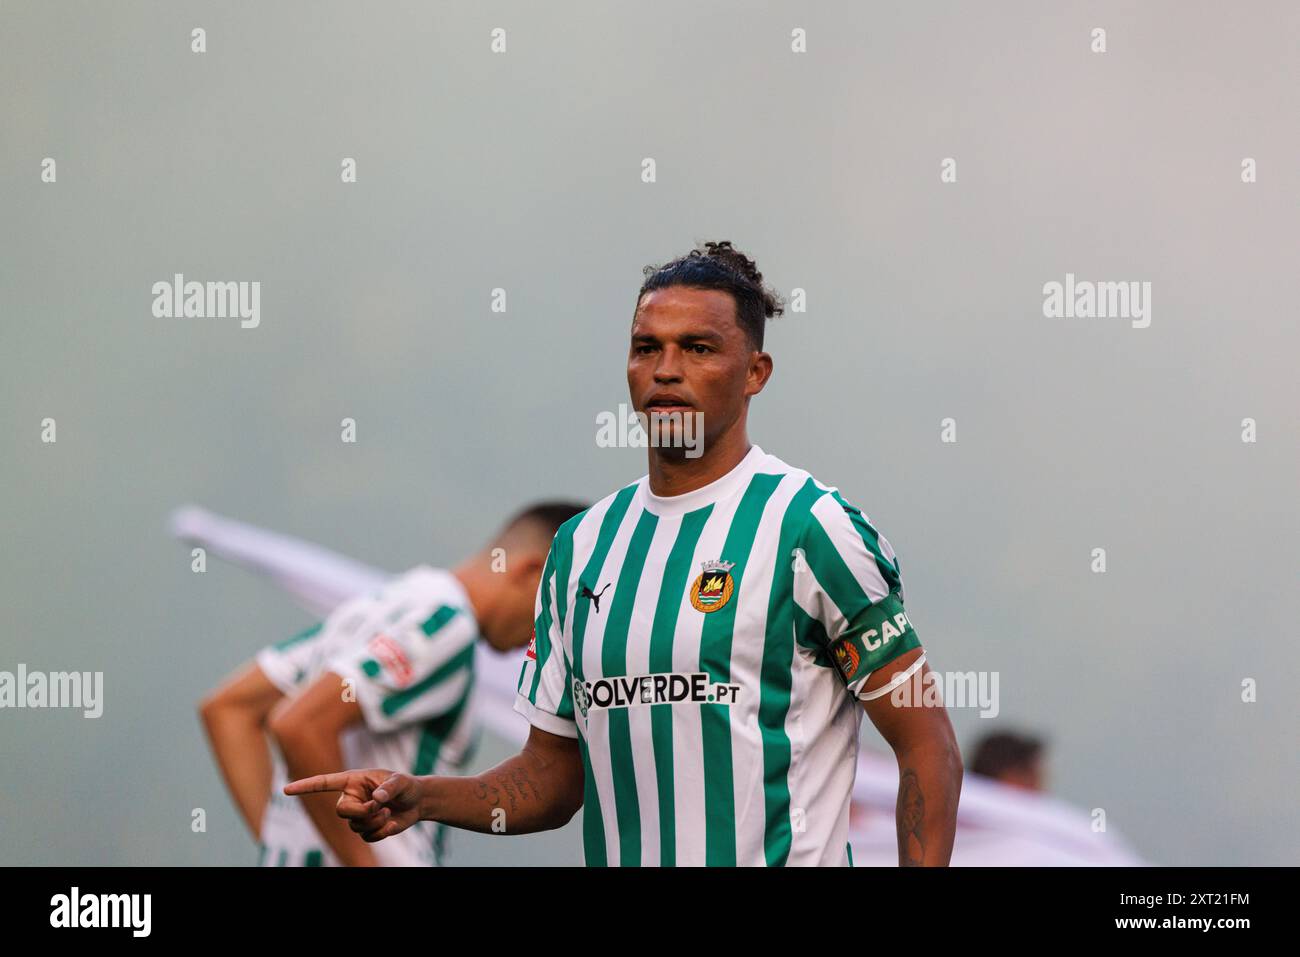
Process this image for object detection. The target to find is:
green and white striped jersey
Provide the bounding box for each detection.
[256,565,479,866]
[515,445,921,867]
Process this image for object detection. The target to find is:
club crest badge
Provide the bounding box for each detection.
[689,559,736,613]
[833,640,860,680]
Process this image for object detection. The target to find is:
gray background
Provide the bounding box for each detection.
[2,1,1297,866]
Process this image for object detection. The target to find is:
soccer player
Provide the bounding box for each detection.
[287,241,963,866]
[199,501,586,866]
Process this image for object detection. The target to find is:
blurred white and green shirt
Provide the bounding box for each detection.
[255,565,479,866]
[515,445,921,866]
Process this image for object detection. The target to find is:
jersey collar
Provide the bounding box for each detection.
[639,444,766,517]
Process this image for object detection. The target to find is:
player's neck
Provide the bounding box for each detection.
[646,424,751,498]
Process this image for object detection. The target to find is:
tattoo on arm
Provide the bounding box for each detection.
[897,768,925,866]
[474,767,542,815]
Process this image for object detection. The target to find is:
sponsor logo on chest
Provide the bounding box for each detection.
[573,671,741,717]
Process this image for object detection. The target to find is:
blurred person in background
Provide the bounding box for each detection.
[198,501,586,866]
[969,731,1047,793]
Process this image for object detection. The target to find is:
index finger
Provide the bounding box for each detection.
[284,773,353,796]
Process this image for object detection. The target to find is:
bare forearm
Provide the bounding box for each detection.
[895,742,962,866]
[417,745,582,835]
[279,731,379,867]
[200,707,272,839]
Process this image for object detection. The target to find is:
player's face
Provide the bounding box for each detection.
[627,287,769,457]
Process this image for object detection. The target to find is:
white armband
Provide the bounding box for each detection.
[858,652,927,701]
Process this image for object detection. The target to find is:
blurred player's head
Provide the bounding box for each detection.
[628,241,782,459]
[969,731,1047,792]
[455,501,587,651]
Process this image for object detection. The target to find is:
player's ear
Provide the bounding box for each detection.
[746,351,773,397]
[511,549,547,583]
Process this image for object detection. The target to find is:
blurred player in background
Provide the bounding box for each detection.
[288,241,963,866]
[969,731,1047,793]
[198,501,585,865]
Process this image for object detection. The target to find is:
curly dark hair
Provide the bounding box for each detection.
[637,240,784,350]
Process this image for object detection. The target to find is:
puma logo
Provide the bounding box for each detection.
[579,583,611,613]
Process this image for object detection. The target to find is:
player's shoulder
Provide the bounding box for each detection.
[756,449,843,511]
[378,565,476,623]
[550,480,640,547]
[757,450,874,532]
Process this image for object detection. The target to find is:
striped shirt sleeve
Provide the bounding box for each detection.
[793,491,921,696]
[514,541,578,738]
[327,604,476,734]
[255,621,328,695]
